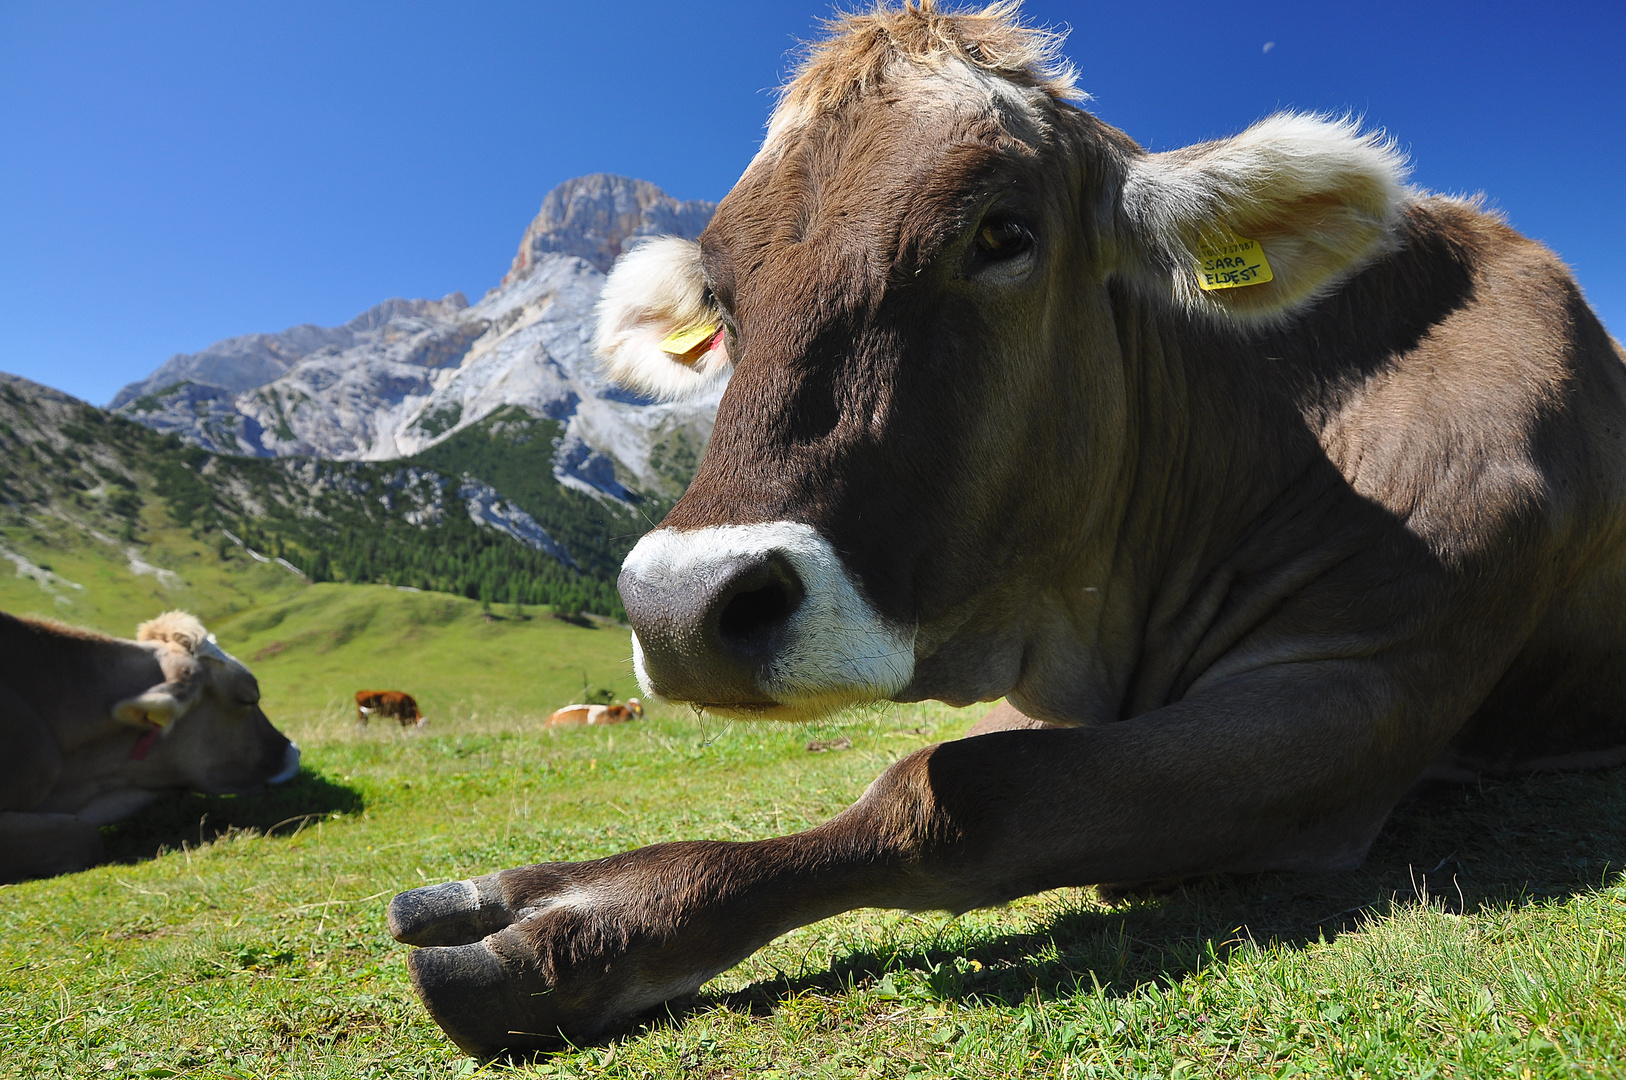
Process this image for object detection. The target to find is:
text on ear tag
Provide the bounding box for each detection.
[659,323,721,355]
[1196,235,1274,291]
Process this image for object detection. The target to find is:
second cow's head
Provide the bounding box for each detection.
[596,4,1407,721]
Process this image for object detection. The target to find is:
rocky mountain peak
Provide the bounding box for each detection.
[109,293,474,409]
[108,173,722,523]
[343,292,469,332]
[501,174,715,283]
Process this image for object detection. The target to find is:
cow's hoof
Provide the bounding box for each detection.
[406,937,566,1057]
[388,877,514,947]
[391,873,618,1055]
[391,860,727,1055]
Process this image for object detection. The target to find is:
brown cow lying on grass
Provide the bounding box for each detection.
[0,610,300,882]
[389,2,1626,1055]
[355,689,426,728]
[543,699,643,727]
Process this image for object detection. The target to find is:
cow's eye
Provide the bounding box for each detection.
[974,217,1033,261]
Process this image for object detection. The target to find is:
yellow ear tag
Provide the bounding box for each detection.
[659,323,721,355]
[1196,235,1274,291]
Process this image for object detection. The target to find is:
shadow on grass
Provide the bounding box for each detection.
[704,765,1626,1018]
[99,769,366,865]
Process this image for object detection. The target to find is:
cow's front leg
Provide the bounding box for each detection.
[391,670,1441,1055]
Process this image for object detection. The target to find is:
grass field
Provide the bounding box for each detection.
[5,518,1626,1078]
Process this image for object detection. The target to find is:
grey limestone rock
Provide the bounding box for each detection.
[111,175,720,505]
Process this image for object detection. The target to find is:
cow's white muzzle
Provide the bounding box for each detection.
[619,522,915,720]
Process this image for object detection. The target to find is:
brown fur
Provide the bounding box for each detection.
[389,3,1626,1054]
[355,689,424,728]
[543,700,643,727]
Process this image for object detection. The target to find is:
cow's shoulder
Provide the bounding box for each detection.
[1289,195,1626,564]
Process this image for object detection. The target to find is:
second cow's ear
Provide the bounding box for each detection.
[1115,113,1409,327]
[111,682,199,729]
[593,237,732,401]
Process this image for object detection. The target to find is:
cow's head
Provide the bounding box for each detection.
[598,3,1407,721]
[111,611,300,792]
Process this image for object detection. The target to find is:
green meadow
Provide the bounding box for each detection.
[5,518,1626,1078]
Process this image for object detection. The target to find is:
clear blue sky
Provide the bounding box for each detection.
[2,1,1622,405]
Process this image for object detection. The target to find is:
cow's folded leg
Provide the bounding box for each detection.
[963,700,1068,737]
[0,812,104,882]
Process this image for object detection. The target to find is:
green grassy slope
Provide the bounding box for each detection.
[0,512,642,728]
[0,501,308,640]
[0,373,638,617]
[7,378,1626,1078]
[218,584,641,724]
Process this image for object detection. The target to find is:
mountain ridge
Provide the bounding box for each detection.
[1,371,630,616]
[110,173,721,512]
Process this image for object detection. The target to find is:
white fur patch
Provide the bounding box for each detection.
[513,884,598,922]
[1118,113,1410,324]
[135,610,209,652]
[623,522,916,720]
[593,236,732,401]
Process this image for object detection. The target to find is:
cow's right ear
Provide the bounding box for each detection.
[111,683,199,729]
[593,236,732,401]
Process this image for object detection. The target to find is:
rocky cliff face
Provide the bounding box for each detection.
[113,175,720,506]
[502,174,714,281]
[110,295,471,409]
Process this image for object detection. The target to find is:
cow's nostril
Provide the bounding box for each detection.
[715,556,805,653]
[719,582,794,642]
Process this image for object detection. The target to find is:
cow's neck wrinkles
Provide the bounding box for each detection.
[1015,288,1326,724]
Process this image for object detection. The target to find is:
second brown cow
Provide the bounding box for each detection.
[355,690,425,728]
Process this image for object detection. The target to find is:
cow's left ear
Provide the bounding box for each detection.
[111,682,200,729]
[593,236,732,401]
[1116,113,1409,326]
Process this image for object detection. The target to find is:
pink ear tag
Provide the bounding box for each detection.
[131,722,162,761]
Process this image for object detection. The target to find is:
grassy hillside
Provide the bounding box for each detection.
[217,583,641,725]
[0,373,644,724]
[0,516,641,730]
[7,376,1626,1078]
[408,405,662,583]
[0,373,638,617]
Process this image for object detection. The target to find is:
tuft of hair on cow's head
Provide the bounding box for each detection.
[1115,113,1410,327]
[777,0,1082,122]
[136,610,210,654]
[115,611,254,733]
[593,237,732,402]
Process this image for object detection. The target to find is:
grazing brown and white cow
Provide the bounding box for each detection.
[355,689,426,728]
[389,3,1626,1054]
[0,610,300,882]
